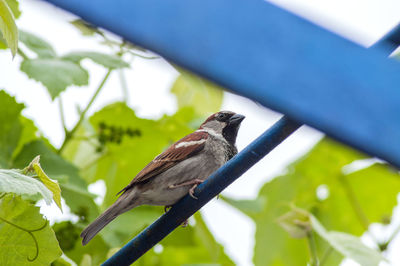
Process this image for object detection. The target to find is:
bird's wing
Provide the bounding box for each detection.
[117,131,208,195]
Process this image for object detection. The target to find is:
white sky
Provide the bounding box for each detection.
[0,0,399,265]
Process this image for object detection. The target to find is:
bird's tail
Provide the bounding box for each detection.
[80,193,138,245]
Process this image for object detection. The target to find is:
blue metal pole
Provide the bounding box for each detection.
[102,116,301,265]
[371,23,400,54]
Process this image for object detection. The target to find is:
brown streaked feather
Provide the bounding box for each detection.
[117,131,208,195]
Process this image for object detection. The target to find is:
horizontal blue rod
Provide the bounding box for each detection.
[102,116,301,265]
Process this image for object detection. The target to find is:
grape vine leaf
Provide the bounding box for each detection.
[0,169,52,204]
[70,19,98,36]
[0,90,25,168]
[0,0,18,56]
[62,51,129,69]
[20,58,89,99]
[310,215,384,266]
[19,30,56,58]
[27,156,62,211]
[5,0,20,19]
[13,140,99,223]
[0,195,62,265]
[171,69,223,117]
[53,221,109,265]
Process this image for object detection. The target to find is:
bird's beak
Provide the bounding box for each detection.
[228,114,245,125]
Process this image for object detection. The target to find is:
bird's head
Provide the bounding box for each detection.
[199,111,245,145]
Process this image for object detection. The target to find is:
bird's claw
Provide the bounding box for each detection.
[168,179,203,200]
[189,184,198,199]
[181,219,189,227]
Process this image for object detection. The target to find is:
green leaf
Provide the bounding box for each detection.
[0,32,7,49]
[51,257,72,266]
[0,195,62,265]
[62,51,129,69]
[70,19,98,36]
[0,90,24,168]
[69,233,108,266]
[0,90,40,168]
[0,169,52,204]
[20,58,89,99]
[171,69,223,117]
[13,140,99,223]
[29,156,62,211]
[80,254,91,266]
[220,195,266,217]
[5,0,21,19]
[343,163,400,224]
[192,212,234,264]
[0,0,18,56]
[310,215,384,266]
[53,221,109,265]
[13,116,39,159]
[19,30,56,58]
[101,206,163,247]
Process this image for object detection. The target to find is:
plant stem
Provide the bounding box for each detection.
[58,68,112,153]
[319,246,333,266]
[386,223,400,245]
[307,232,319,266]
[339,175,382,245]
[58,96,68,134]
[339,174,370,230]
[17,47,29,60]
[126,50,159,59]
[118,69,129,103]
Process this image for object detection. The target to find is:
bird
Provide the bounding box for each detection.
[80,111,245,245]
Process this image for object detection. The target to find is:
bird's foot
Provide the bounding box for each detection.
[189,184,199,199]
[181,219,189,227]
[168,179,204,199]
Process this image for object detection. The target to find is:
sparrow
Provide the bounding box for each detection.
[80,111,245,245]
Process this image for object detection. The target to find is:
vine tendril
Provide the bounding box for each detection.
[0,216,48,261]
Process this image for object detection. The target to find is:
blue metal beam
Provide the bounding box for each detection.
[40,0,400,167]
[102,116,301,265]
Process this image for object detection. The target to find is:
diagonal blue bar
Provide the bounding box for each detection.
[41,0,400,167]
[371,23,400,53]
[102,116,301,265]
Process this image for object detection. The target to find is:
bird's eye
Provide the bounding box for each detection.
[217,113,227,120]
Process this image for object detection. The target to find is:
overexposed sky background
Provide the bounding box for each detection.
[0,0,399,265]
